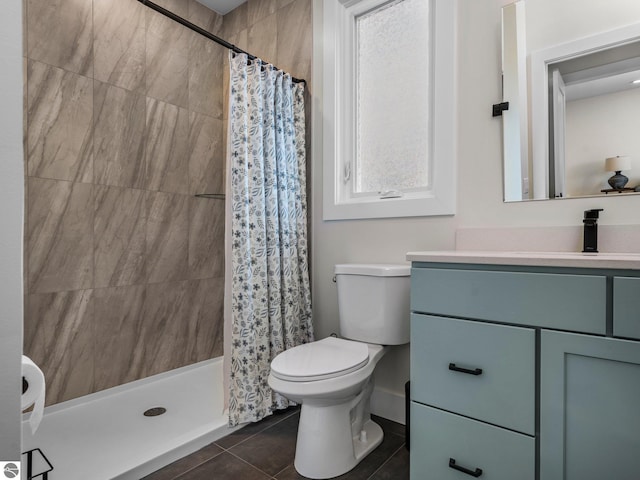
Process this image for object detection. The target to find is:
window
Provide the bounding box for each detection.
[321,0,456,220]
[355,0,430,196]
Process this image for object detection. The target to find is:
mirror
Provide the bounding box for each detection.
[501,0,640,201]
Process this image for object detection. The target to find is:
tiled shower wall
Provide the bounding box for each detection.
[23,0,227,406]
[23,0,312,407]
[220,0,312,86]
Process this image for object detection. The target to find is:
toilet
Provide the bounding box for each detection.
[268,264,410,479]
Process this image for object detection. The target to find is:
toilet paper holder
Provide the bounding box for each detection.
[22,355,46,434]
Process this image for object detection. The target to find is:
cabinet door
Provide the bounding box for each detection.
[540,330,640,480]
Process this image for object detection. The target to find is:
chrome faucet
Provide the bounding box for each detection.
[582,209,603,253]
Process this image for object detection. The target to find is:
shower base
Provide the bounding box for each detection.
[21,357,239,480]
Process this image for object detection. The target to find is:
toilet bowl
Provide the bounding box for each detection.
[268,264,410,479]
[268,337,386,479]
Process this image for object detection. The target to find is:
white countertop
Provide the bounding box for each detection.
[406,250,640,270]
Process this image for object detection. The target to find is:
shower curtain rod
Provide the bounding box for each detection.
[137,0,306,84]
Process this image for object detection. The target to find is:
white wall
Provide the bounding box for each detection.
[0,0,24,462]
[311,0,640,408]
[526,0,640,53]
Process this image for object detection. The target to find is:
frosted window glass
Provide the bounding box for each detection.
[355,0,430,194]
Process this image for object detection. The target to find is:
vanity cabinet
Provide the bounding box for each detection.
[409,262,640,480]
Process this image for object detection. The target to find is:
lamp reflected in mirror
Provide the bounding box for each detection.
[603,155,632,192]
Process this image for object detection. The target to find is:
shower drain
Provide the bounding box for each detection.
[143,407,167,417]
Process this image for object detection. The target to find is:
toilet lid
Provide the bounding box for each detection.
[270,337,369,382]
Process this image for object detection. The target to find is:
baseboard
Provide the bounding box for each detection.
[370,387,406,425]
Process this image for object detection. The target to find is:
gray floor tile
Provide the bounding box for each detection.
[142,443,224,480]
[369,446,410,480]
[371,415,406,439]
[273,465,304,479]
[145,408,409,480]
[334,433,405,480]
[214,407,298,449]
[177,452,271,480]
[229,411,300,476]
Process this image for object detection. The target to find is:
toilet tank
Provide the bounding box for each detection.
[335,264,411,345]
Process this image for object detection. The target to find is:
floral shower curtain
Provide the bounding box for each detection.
[227,52,313,426]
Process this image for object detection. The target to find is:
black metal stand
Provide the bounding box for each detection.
[405,381,410,451]
[22,448,53,480]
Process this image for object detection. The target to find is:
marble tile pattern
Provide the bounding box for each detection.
[189,197,225,279]
[248,0,279,28]
[220,2,248,40]
[140,280,192,376]
[278,0,298,9]
[276,0,312,83]
[93,81,147,189]
[26,290,95,405]
[189,112,224,195]
[146,8,190,108]
[145,98,190,194]
[22,0,27,58]
[26,0,93,76]
[152,0,189,18]
[187,0,223,35]
[27,177,94,294]
[187,277,225,362]
[23,0,312,405]
[93,0,146,94]
[27,61,93,183]
[248,13,278,65]
[146,191,189,284]
[93,185,147,288]
[92,284,146,390]
[189,33,225,119]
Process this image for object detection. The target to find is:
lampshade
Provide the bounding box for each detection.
[605,156,631,172]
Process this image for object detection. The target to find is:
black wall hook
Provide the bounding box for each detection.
[492,101,510,117]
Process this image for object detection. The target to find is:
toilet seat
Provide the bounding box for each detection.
[270,337,369,382]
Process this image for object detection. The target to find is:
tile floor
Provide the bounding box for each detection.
[143,408,409,480]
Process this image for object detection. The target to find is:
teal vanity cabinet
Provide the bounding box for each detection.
[409,259,640,480]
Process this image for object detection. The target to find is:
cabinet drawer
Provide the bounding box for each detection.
[410,403,535,480]
[613,277,640,340]
[411,314,535,434]
[411,267,606,333]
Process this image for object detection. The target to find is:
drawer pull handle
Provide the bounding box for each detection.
[449,363,483,375]
[449,458,483,477]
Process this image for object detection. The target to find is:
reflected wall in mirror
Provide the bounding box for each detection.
[502,0,640,202]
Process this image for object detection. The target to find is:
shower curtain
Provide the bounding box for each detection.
[226,52,313,426]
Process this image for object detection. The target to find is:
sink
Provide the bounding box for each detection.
[406,250,640,270]
[510,251,640,260]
